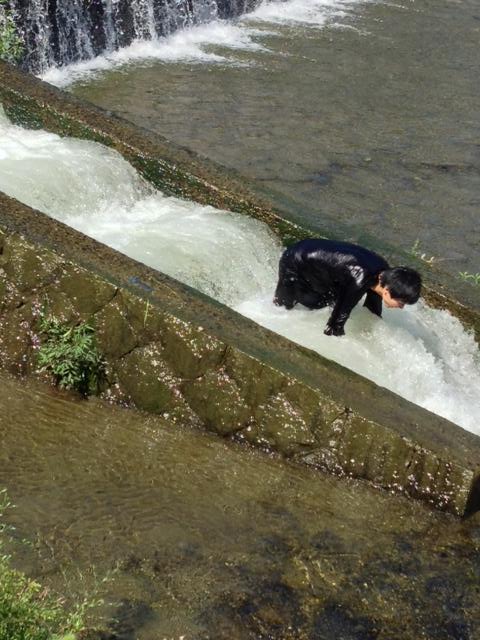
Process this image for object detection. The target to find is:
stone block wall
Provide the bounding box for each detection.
[1,217,479,517]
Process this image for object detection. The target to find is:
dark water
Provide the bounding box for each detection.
[4,1,479,636]
[70,0,480,282]
[1,372,480,638]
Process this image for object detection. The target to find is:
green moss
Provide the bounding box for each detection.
[182,368,252,435]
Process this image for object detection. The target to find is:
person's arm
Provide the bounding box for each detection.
[324,284,365,336]
[363,290,383,317]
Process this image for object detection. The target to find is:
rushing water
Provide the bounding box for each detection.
[1,371,479,638]
[41,0,368,86]
[8,0,254,73]
[1,109,479,433]
[50,0,480,284]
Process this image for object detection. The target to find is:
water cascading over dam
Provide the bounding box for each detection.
[6,0,259,73]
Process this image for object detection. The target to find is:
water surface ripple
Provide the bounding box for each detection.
[1,373,479,638]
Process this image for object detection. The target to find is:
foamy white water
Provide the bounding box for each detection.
[248,0,353,26]
[41,0,369,87]
[0,110,479,434]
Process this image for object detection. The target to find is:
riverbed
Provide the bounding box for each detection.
[1,371,479,638]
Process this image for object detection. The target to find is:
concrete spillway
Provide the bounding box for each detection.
[0,61,479,515]
[1,106,479,434]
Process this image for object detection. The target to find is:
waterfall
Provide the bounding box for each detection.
[6,0,261,73]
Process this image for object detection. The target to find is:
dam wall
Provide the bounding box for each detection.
[6,0,260,73]
[0,61,479,516]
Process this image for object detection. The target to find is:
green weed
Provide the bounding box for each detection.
[459,271,480,286]
[0,0,23,63]
[0,555,78,640]
[143,300,151,327]
[408,239,436,265]
[0,489,94,640]
[37,313,105,396]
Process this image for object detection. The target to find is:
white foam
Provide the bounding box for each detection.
[40,0,368,87]
[237,297,480,432]
[41,20,266,87]
[246,0,357,27]
[0,111,479,434]
[0,108,278,306]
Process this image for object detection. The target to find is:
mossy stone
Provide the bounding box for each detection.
[338,418,387,480]
[282,380,329,436]
[0,303,36,375]
[247,393,316,455]
[2,237,61,292]
[182,368,251,435]
[95,299,138,358]
[162,314,226,379]
[0,274,7,309]
[296,412,352,475]
[0,277,22,313]
[224,349,286,406]
[58,265,116,316]
[39,288,77,323]
[116,344,181,415]
[376,436,420,490]
[120,293,167,345]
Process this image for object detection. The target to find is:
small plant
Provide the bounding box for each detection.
[0,554,78,640]
[459,271,480,286]
[37,313,105,396]
[0,489,106,640]
[0,0,23,63]
[408,239,436,265]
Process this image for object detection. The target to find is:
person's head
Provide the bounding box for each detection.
[378,267,422,309]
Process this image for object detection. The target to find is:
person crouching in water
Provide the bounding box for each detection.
[273,238,422,336]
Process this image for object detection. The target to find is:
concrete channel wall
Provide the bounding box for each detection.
[0,61,479,516]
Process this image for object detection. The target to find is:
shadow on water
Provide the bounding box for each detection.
[1,372,480,639]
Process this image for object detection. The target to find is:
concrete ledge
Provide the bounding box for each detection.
[0,61,479,516]
[1,195,479,517]
[0,60,479,341]
[0,61,305,248]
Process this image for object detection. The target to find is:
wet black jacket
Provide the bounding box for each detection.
[280,239,389,334]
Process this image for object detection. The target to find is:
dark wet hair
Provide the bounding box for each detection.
[379,267,422,304]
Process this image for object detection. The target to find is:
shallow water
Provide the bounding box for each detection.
[60,0,480,282]
[1,372,479,638]
[0,109,479,432]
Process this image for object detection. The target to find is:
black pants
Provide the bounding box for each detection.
[274,252,335,310]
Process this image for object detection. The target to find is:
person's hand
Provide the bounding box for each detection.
[324,324,345,337]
